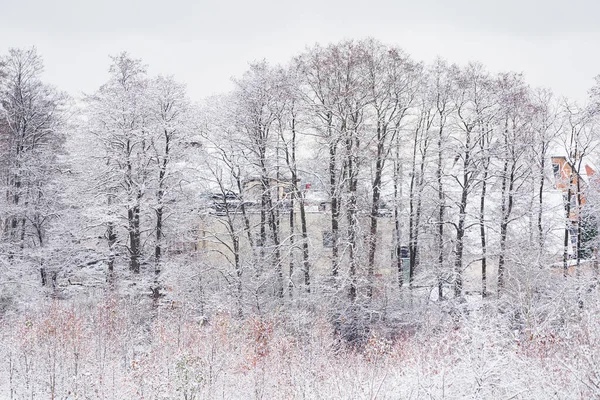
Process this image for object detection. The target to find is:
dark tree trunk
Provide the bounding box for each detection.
[154,129,170,276]
[453,129,472,299]
[563,185,572,276]
[106,188,117,280]
[299,190,310,291]
[235,174,255,249]
[479,168,488,298]
[346,125,360,302]
[329,141,340,278]
[268,203,283,298]
[285,113,310,291]
[154,205,163,269]
[498,153,516,294]
[436,123,445,301]
[128,200,141,274]
[576,169,583,269]
[454,200,466,298]
[107,219,116,279]
[288,193,295,298]
[219,186,244,316]
[408,128,418,290]
[367,123,385,298]
[262,172,283,298]
[537,148,546,252]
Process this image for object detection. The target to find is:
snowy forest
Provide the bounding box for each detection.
[2,39,600,399]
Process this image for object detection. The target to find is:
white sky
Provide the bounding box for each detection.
[1,0,599,103]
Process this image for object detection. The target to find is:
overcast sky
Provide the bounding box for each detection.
[1,0,599,103]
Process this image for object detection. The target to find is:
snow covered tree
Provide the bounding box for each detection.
[0,47,68,288]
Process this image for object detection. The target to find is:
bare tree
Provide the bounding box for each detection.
[86,53,151,275]
[230,62,286,298]
[363,40,420,296]
[146,75,192,299]
[496,73,533,294]
[406,94,434,289]
[275,67,312,293]
[530,89,560,257]
[0,48,67,286]
[448,63,495,298]
[429,59,456,300]
[559,100,597,273]
[295,44,349,286]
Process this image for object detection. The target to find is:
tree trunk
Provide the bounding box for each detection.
[453,131,472,299]
[236,174,255,249]
[329,142,340,278]
[563,185,572,276]
[106,191,117,281]
[288,192,295,298]
[367,123,385,297]
[299,189,310,291]
[128,199,141,274]
[286,114,310,292]
[498,155,516,294]
[479,168,488,298]
[395,143,404,289]
[154,129,170,275]
[346,126,360,302]
[537,148,546,252]
[436,123,445,300]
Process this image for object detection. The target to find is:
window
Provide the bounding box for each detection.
[322,231,334,248]
[552,163,560,178]
[570,227,578,246]
[399,246,410,259]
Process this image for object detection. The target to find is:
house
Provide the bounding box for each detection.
[550,155,598,262]
[551,156,589,221]
[196,179,402,287]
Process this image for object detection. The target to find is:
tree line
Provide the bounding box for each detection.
[1,39,600,315]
